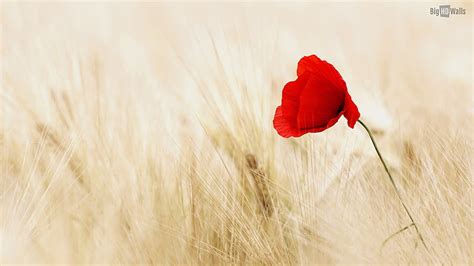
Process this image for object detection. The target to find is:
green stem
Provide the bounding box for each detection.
[357,120,428,251]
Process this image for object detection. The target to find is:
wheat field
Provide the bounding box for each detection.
[1,2,472,264]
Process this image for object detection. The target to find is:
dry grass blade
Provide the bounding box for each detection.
[245,154,273,218]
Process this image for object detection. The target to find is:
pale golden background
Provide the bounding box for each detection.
[1,2,472,264]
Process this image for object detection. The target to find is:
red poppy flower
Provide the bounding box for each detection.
[273,55,360,138]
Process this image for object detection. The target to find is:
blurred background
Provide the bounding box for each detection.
[1,2,472,264]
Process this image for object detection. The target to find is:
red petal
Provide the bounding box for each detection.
[307,112,344,133]
[296,75,345,130]
[274,106,312,138]
[297,55,347,91]
[273,106,295,137]
[280,74,310,126]
[343,94,360,128]
[274,74,314,138]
